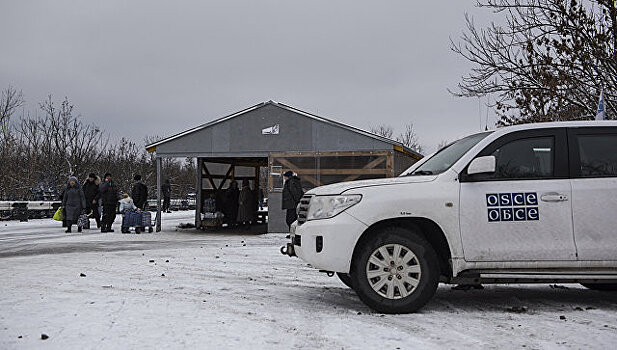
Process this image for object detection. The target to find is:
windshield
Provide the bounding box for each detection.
[406,132,492,176]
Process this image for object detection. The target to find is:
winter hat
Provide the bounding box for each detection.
[104,172,112,178]
[68,176,78,183]
[283,171,293,177]
[123,193,129,198]
[134,174,142,181]
[88,173,96,179]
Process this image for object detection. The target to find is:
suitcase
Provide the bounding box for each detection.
[77,214,90,229]
[141,211,152,227]
[124,211,142,226]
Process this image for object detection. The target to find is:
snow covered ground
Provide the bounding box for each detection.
[1,212,616,349]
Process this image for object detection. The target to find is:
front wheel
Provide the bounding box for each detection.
[351,226,439,314]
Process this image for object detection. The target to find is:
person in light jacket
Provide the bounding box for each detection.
[119,193,137,213]
[62,176,86,233]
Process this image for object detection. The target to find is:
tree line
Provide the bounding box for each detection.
[0,86,195,201]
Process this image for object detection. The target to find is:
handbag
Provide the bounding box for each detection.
[53,207,64,221]
[77,213,90,229]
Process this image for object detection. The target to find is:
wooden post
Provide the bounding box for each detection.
[195,158,203,228]
[156,156,162,232]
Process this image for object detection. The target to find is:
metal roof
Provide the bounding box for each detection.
[145,100,422,158]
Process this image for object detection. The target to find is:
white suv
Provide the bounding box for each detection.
[282,121,617,313]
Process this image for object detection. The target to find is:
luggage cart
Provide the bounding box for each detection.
[121,210,154,233]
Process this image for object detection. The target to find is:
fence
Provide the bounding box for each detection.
[0,199,197,221]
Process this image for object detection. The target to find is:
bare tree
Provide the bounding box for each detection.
[0,86,24,137]
[0,87,25,198]
[370,124,394,139]
[452,0,616,124]
[396,123,424,154]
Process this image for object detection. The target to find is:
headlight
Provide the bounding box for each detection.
[306,195,362,221]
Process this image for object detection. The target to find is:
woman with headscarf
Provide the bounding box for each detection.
[62,176,86,233]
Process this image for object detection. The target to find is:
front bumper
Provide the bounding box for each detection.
[288,212,368,273]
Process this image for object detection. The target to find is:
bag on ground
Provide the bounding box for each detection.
[141,211,152,228]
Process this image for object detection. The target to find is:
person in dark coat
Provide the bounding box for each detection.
[99,172,119,232]
[62,176,86,233]
[82,173,101,228]
[162,179,171,213]
[224,181,240,226]
[237,179,253,228]
[257,188,264,210]
[282,171,304,229]
[131,174,148,210]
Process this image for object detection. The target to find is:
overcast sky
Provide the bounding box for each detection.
[1,0,495,152]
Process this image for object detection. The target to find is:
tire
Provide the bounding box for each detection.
[351,226,439,314]
[336,272,354,289]
[581,283,617,291]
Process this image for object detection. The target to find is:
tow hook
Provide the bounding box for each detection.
[280,243,296,257]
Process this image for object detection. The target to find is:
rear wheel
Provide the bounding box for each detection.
[581,283,617,291]
[336,272,354,289]
[351,226,439,314]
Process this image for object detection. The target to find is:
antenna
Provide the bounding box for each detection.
[485,96,490,130]
[478,97,482,131]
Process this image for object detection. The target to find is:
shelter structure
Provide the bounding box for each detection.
[146,101,422,232]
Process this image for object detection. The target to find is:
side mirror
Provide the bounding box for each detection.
[467,156,496,175]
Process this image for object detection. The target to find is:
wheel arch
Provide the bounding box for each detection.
[352,217,453,280]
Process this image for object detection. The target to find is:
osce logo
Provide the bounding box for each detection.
[486,193,539,222]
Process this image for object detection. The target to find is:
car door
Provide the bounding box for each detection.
[459,128,577,261]
[568,127,617,261]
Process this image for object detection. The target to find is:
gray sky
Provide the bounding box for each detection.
[1,0,495,152]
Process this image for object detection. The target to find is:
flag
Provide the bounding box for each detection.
[596,89,607,120]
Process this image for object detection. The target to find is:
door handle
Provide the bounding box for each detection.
[541,192,568,202]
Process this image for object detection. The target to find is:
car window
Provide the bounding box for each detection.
[491,137,554,179]
[577,134,617,177]
[408,132,491,176]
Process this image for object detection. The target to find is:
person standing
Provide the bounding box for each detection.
[227,181,240,226]
[99,172,119,232]
[282,171,303,229]
[162,179,171,213]
[131,174,148,210]
[82,173,101,228]
[237,179,253,229]
[62,176,86,233]
[257,187,264,211]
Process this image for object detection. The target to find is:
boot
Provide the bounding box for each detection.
[107,224,114,233]
[101,223,108,233]
[65,221,72,233]
[77,226,82,233]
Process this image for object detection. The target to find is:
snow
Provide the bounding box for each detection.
[1,212,617,349]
